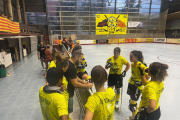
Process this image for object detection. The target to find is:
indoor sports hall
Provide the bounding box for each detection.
[0,0,180,120]
[0,42,179,120]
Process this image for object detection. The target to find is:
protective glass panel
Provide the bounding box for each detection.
[129,0,139,4]
[116,0,127,4]
[152,0,161,4]
[151,9,160,13]
[140,4,150,9]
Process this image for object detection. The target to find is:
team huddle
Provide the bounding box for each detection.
[38,42,168,120]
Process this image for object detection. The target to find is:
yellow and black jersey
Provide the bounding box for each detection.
[85,87,115,120]
[77,55,87,73]
[39,86,68,120]
[138,80,164,111]
[47,61,68,91]
[48,61,56,70]
[106,56,128,75]
[128,62,148,90]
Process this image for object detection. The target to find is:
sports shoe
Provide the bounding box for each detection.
[127,116,134,120]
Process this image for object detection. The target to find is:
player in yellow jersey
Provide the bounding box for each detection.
[39,67,69,120]
[134,62,168,120]
[84,65,115,120]
[72,42,91,82]
[45,51,69,89]
[105,47,130,111]
[127,50,150,120]
[44,51,71,119]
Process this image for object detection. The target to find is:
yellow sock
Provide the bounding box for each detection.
[130,100,138,118]
[116,93,121,101]
[85,76,91,81]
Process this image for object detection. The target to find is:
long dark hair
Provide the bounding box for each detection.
[131,50,143,63]
[149,62,168,82]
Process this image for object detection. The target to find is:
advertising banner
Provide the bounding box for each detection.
[125,38,137,43]
[119,39,125,43]
[154,38,167,42]
[96,14,128,35]
[77,40,95,44]
[109,38,119,44]
[136,38,139,42]
[146,38,153,42]
[128,22,143,27]
[96,39,109,44]
[178,39,180,43]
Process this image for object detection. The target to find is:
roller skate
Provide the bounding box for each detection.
[115,101,119,111]
[127,116,134,120]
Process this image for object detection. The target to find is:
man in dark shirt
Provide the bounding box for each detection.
[63,51,93,114]
[37,42,46,70]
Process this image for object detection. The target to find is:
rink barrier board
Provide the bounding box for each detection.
[52,39,180,48]
[75,88,91,118]
[76,38,180,45]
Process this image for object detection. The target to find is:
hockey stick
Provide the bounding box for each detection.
[119,86,123,114]
[88,88,93,95]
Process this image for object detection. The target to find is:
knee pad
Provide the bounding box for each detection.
[128,100,137,112]
[116,89,120,95]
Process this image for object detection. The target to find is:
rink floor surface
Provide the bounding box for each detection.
[0,43,179,120]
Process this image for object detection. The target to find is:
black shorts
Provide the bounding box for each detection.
[127,83,141,101]
[77,71,88,79]
[40,56,45,61]
[108,74,123,88]
[134,107,161,120]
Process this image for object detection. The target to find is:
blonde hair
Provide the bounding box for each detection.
[74,41,81,48]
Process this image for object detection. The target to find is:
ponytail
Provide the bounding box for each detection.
[131,50,144,63]
[149,62,168,82]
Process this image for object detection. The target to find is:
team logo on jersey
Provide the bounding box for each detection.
[112,62,120,73]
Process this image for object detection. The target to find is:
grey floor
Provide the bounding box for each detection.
[0,43,179,120]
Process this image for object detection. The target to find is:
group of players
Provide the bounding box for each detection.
[57,37,74,53]
[39,41,169,120]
